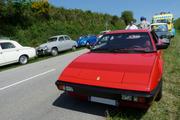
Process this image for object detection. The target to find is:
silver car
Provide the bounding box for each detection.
[36,35,77,56]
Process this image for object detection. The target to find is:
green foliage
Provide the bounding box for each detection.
[31,0,50,19]
[121,10,135,25]
[174,18,180,30]
[0,1,126,47]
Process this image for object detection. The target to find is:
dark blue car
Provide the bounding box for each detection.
[76,35,97,47]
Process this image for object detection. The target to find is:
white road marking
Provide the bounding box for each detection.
[0,69,56,91]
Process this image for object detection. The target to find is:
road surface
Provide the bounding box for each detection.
[0,49,114,120]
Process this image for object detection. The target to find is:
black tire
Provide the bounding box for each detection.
[72,46,76,51]
[51,48,58,56]
[155,83,162,101]
[19,55,28,65]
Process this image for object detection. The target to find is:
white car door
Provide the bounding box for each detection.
[57,36,66,51]
[64,36,73,49]
[0,42,20,64]
[0,47,4,65]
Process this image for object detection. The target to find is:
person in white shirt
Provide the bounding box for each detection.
[125,21,138,30]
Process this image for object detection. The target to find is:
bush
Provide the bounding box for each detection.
[174,18,180,30]
[0,1,126,47]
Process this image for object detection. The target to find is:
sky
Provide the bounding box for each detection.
[49,0,180,22]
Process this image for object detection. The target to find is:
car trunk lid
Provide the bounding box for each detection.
[59,53,156,92]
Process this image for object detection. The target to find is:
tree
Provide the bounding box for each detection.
[31,0,50,19]
[110,15,119,26]
[0,0,5,17]
[174,18,180,30]
[121,10,134,25]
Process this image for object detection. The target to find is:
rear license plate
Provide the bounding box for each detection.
[90,96,117,106]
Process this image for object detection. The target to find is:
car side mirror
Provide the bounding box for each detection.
[156,44,168,50]
[159,38,170,45]
[160,35,163,39]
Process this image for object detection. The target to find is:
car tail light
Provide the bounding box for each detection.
[121,95,145,103]
[55,81,65,90]
[138,97,145,103]
[58,84,65,90]
[121,95,132,101]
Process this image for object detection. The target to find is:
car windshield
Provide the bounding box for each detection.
[151,24,168,32]
[91,32,154,53]
[156,19,168,23]
[48,37,57,42]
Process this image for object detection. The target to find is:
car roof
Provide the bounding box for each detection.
[151,23,167,26]
[106,29,150,35]
[0,39,16,43]
[50,35,68,38]
[100,30,111,34]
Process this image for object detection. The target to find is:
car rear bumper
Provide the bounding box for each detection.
[36,49,50,56]
[55,80,162,107]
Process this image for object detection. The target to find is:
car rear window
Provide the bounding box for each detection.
[92,32,154,53]
[0,42,16,49]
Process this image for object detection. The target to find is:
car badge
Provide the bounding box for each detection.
[96,76,100,81]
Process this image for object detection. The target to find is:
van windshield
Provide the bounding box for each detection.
[151,24,168,32]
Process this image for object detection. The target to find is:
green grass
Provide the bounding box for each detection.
[0,47,85,72]
[107,32,180,120]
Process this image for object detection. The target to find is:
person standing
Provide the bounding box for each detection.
[125,21,138,30]
[139,16,150,29]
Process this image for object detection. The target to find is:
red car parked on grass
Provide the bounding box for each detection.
[55,29,168,108]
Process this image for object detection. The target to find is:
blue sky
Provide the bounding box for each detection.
[49,0,180,22]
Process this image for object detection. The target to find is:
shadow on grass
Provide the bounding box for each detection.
[53,93,147,119]
[108,107,147,120]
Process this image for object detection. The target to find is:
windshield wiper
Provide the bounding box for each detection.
[91,48,155,53]
[109,49,155,53]
[109,49,130,53]
[131,50,155,53]
[91,49,109,53]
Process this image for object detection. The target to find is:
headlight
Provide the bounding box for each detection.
[36,47,40,50]
[43,46,48,50]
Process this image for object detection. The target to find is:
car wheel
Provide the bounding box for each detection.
[155,83,162,101]
[19,55,28,65]
[72,46,76,51]
[51,48,58,56]
[86,42,90,46]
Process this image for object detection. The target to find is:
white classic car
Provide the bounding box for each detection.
[0,40,36,66]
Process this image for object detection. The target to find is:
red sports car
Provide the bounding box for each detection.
[55,29,168,108]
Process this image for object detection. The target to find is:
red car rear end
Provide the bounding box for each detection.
[56,30,167,108]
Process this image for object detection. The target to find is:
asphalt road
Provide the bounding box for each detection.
[0,49,115,120]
